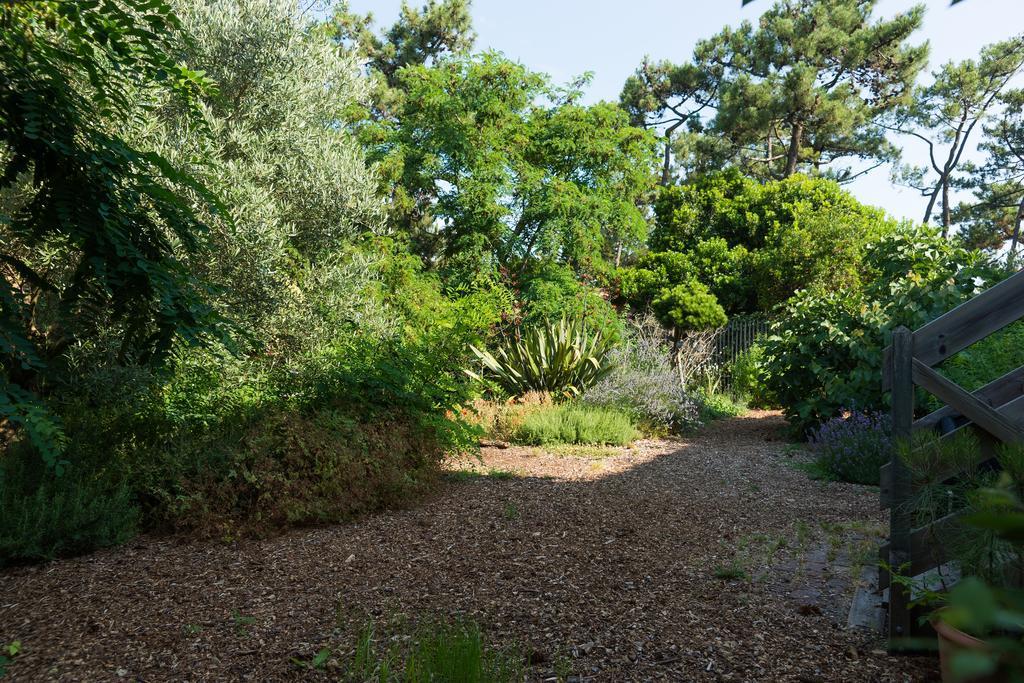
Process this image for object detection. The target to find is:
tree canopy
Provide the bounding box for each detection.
[367,52,659,284]
[697,0,927,181]
[0,0,224,462]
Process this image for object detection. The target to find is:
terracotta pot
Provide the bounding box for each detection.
[934,617,1006,683]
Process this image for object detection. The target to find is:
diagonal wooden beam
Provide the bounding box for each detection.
[880,393,1024,509]
[914,364,1024,432]
[912,359,1024,444]
[912,269,1024,368]
[882,270,1024,391]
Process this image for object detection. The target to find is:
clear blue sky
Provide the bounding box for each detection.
[342,0,1024,222]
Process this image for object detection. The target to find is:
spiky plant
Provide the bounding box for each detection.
[466,318,615,397]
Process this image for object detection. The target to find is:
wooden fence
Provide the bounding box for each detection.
[879,268,1024,642]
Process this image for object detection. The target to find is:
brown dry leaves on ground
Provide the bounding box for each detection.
[0,411,938,681]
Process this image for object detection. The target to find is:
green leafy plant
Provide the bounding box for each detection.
[0,641,21,678]
[346,618,525,683]
[513,403,638,446]
[1,0,227,460]
[727,344,770,408]
[807,410,891,486]
[651,281,727,334]
[0,448,139,566]
[292,647,332,671]
[761,226,1002,434]
[467,318,615,397]
[931,474,1024,681]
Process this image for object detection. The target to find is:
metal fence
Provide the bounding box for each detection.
[676,316,771,393]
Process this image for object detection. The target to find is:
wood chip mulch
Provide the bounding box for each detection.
[0,410,938,681]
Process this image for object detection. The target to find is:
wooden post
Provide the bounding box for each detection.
[888,326,914,645]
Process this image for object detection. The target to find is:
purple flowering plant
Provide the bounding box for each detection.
[808,409,891,485]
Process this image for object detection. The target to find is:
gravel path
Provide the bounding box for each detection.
[0,411,938,681]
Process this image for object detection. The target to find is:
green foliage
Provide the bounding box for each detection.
[347,619,526,683]
[158,0,384,327]
[696,391,747,422]
[727,344,770,408]
[467,318,615,398]
[893,36,1024,232]
[517,262,623,342]
[761,226,1003,434]
[651,281,727,333]
[0,641,21,678]
[929,322,1024,413]
[513,404,638,446]
[364,51,658,279]
[0,0,225,458]
[807,410,890,486]
[960,87,1024,260]
[583,315,701,434]
[641,170,898,314]
[912,456,1024,680]
[619,57,718,182]
[0,0,509,562]
[696,0,926,180]
[0,445,139,566]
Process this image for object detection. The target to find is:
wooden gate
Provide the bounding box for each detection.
[880,268,1024,642]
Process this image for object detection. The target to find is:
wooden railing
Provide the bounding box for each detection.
[880,268,1024,642]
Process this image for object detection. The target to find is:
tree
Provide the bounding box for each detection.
[892,36,1024,235]
[331,0,474,119]
[158,0,384,330]
[652,282,727,334]
[369,52,658,281]
[958,89,1024,262]
[637,170,897,314]
[0,0,222,462]
[698,0,927,181]
[620,58,719,185]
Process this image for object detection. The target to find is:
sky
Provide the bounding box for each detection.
[340,0,1024,221]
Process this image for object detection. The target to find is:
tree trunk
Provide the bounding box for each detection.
[784,119,803,177]
[661,129,673,186]
[941,177,951,238]
[1009,194,1024,269]
[922,182,941,225]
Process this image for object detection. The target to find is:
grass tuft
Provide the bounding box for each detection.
[513,404,637,446]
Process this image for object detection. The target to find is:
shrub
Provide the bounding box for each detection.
[0,447,140,566]
[761,226,1005,435]
[695,391,747,422]
[467,317,615,398]
[648,170,899,313]
[514,404,638,446]
[463,392,554,443]
[807,410,891,485]
[727,344,771,407]
[651,280,727,334]
[583,315,700,433]
[929,321,1024,413]
[518,262,624,342]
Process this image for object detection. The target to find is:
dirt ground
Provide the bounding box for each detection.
[0,411,938,681]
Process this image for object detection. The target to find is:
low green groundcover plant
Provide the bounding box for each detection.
[513,404,638,446]
[0,450,139,565]
[807,409,891,485]
[347,619,526,683]
[696,391,748,423]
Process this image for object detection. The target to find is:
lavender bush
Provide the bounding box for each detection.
[583,315,701,434]
[808,409,891,485]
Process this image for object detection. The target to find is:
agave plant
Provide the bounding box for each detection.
[466,318,616,397]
